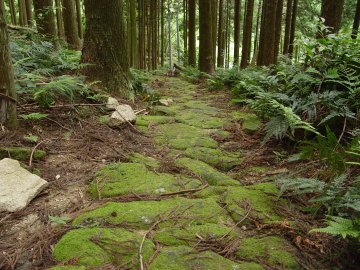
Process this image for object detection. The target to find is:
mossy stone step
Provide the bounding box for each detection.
[175,111,228,129]
[0,147,46,161]
[236,236,300,269]
[184,147,243,171]
[73,197,232,230]
[135,115,174,127]
[168,137,218,150]
[232,112,262,134]
[174,158,240,186]
[127,153,160,168]
[148,246,265,270]
[151,106,176,116]
[53,228,154,267]
[88,163,201,198]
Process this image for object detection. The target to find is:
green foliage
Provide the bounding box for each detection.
[311,216,360,240]
[130,69,162,104]
[23,135,39,142]
[20,113,49,120]
[180,66,209,83]
[49,216,71,226]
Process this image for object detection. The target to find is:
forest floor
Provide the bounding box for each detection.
[0,75,353,270]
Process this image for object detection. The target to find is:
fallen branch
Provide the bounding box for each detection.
[29,140,46,167]
[7,24,37,32]
[159,184,209,197]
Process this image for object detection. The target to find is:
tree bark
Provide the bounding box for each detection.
[151,0,158,69]
[75,0,82,39]
[233,0,241,66]
[288,0,297,57]
[54,0,64,39]
[62,0,80,49]
[217,0,225,67]
[34,0,56,36]
[352,0,360,39]
[211,0,217,66]
[188,0,196,67]
[129,0,137,67]
[199,0,215,73]
[240,0,254,69]
[18,0,27,26]
[25,0,33,26]
[283,0,292,54]
[176,0,181,65]
[81,0,130,97]
[319,0,344,34]
[251,0,261,63]
[273,0,283,63]
[161,0,165,66]
[257,0,278,66]
[183,0,187,57]
[167,0,173,70]
[0,0,18,129]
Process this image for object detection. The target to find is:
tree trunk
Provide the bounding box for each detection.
[252,0,261,63]
[161,0,165,66]
[183,0,188,58]
[283,0,292,54]
[233,0,241,66]
[151,0,158,69]
[257,0,278,66]
[34,0,56,36]
[225,0,230,68]
[62,0,80,49]
[8,0,17,24]
[240,0,254,69]
[75,0,83,39]
[319,0,344,34]
[211,0,217,66]
[176,0,181,65]
[217,0,224,67]
[188,0,196,67]
[351,0,360,39]
[273,0,283,63]
[81,0,130,97]
[0,0,18,129]
[199,0,215,73]
[19,0,27,26]
[167,0,173,70]
[54,0,64,39]
[129,0,137,67]
[25,0,33,26]
[288,0,297,57]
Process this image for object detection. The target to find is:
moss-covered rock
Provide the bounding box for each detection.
[168,137,218,150]
[73,197,232,230]
[231,166,270,180]
[127,153,160,168]
[176,112,227,129]
[210,130,232,140]
[0,147,46,161]
[184,147,243,171]
[88,163,201,198]
[174,158,239,186]
[154,223,236,246]
[157,123,207,140]
[53,228,154,267]
[236,236,300,269]
[135,115,174,127]
[223,183,282,223]
[151,106,176,116]
[148,246,264,270]
[193,186,229,199]
[232,112,261,134]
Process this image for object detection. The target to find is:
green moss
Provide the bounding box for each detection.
[236,236,300,269]
[53,228,154,267]
[168,137,218,150]
[175,111,227,129]
[0,147,46,160]
[210,130,232,140]
[73,197,231,230]
[155,123,208,144]
[232,112,261,134]
[135,125,152,133]
[19,163,41,175]
[154,223,236,246]
[135,115,174,127]
[224,183,282,223]
[151,106,176,116]
[127,153,160,168]
[88,163,201,198]
[98,115,110,125]
[194,186,229,199]
[148,246,263,270]
[232,166,269,179]
[184,147,243,171]
[174,158,240,186]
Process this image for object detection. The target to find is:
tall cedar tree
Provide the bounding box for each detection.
[233,0,241,66]
[81,0,130,96]
[18,0,27,26]
[55,0,65,39]
[62,0,80,49]
[288,0,297,56]
[199,0,215,73]
[273,0,283,63]
[352,0,360,39]
[211,0,217,66]
[127,0,137,67]
[75,0,83,39]
[240,0,254,69]
[217,0,225,67]
[257,0,278,66]
[283,0,292,54]
[161,0,165,66]
[252,0,261,63]
[0,0,18,129]
[319,0,345,34]
[25,0,33,26]
[188,0,196,66]
[34,0,56,37]
[8,0,16,24]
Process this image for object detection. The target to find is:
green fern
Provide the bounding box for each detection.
[310,216,360,239]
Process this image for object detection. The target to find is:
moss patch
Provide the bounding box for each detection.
[176,111,227,129]
[73,197,232,230]
[236,236,300,269]
[53,228,154,267]
[232,112,261,134]
[127,153,160,168]
[151,106,176,116]
[184,147,243,171]
[135,115,174,127]
[194,186,229,199]
[168,137,218,150]
[88,163,201,198]
[155,123,208,145]
[148,246,264,270]
[0,147,46,161]
[210,130,232,140]
[224,183,282,223]
[174,158,239,186]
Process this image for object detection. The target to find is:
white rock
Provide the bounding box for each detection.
[108,104,136,127]
[106,97,120,110]
[0,158,49,212]
[159,99,174,106]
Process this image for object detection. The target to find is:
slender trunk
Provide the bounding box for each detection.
[55,0,64,39]
[167,0,173,70]
[188,0,196,67]
[34,0,57,37]
[183,0,188,57]
[211,0,217,66]
[176,0,181,64]
[351,0,360,39]
[19,0,27,26]
[319,0,344,35]
[240,0,254,69]
[252,0,261,62]
[288,0,297,57]
[25,0,33,26]
[161,0,165,66]
[130,0,137,67]
[151,0,158,69]
[217,0,224,67]
[225,0,231,68]
[62,0,80,49]
[283,0,292,54]
[9,0,17,25]
[199,0,214,73]
[75,0,82,39]
[0,0,18,129]
[233,0,241,66]
[81,0,130,97]
[273,0,283,63]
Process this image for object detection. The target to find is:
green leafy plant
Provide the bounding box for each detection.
[20,113,49,120]
[49,215,70,226]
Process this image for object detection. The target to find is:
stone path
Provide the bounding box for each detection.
[49,77,301,270]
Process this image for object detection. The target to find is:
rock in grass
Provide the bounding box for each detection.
[53,228,154,268]
[100,104,136,127]
[0,158,48,212]
[174,158,239,186]
[151,105,176,116]
[0,147,46,161]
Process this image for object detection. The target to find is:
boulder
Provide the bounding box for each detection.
[105,97,119,110]
[0,158,48,212]
[102,104,136,127]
